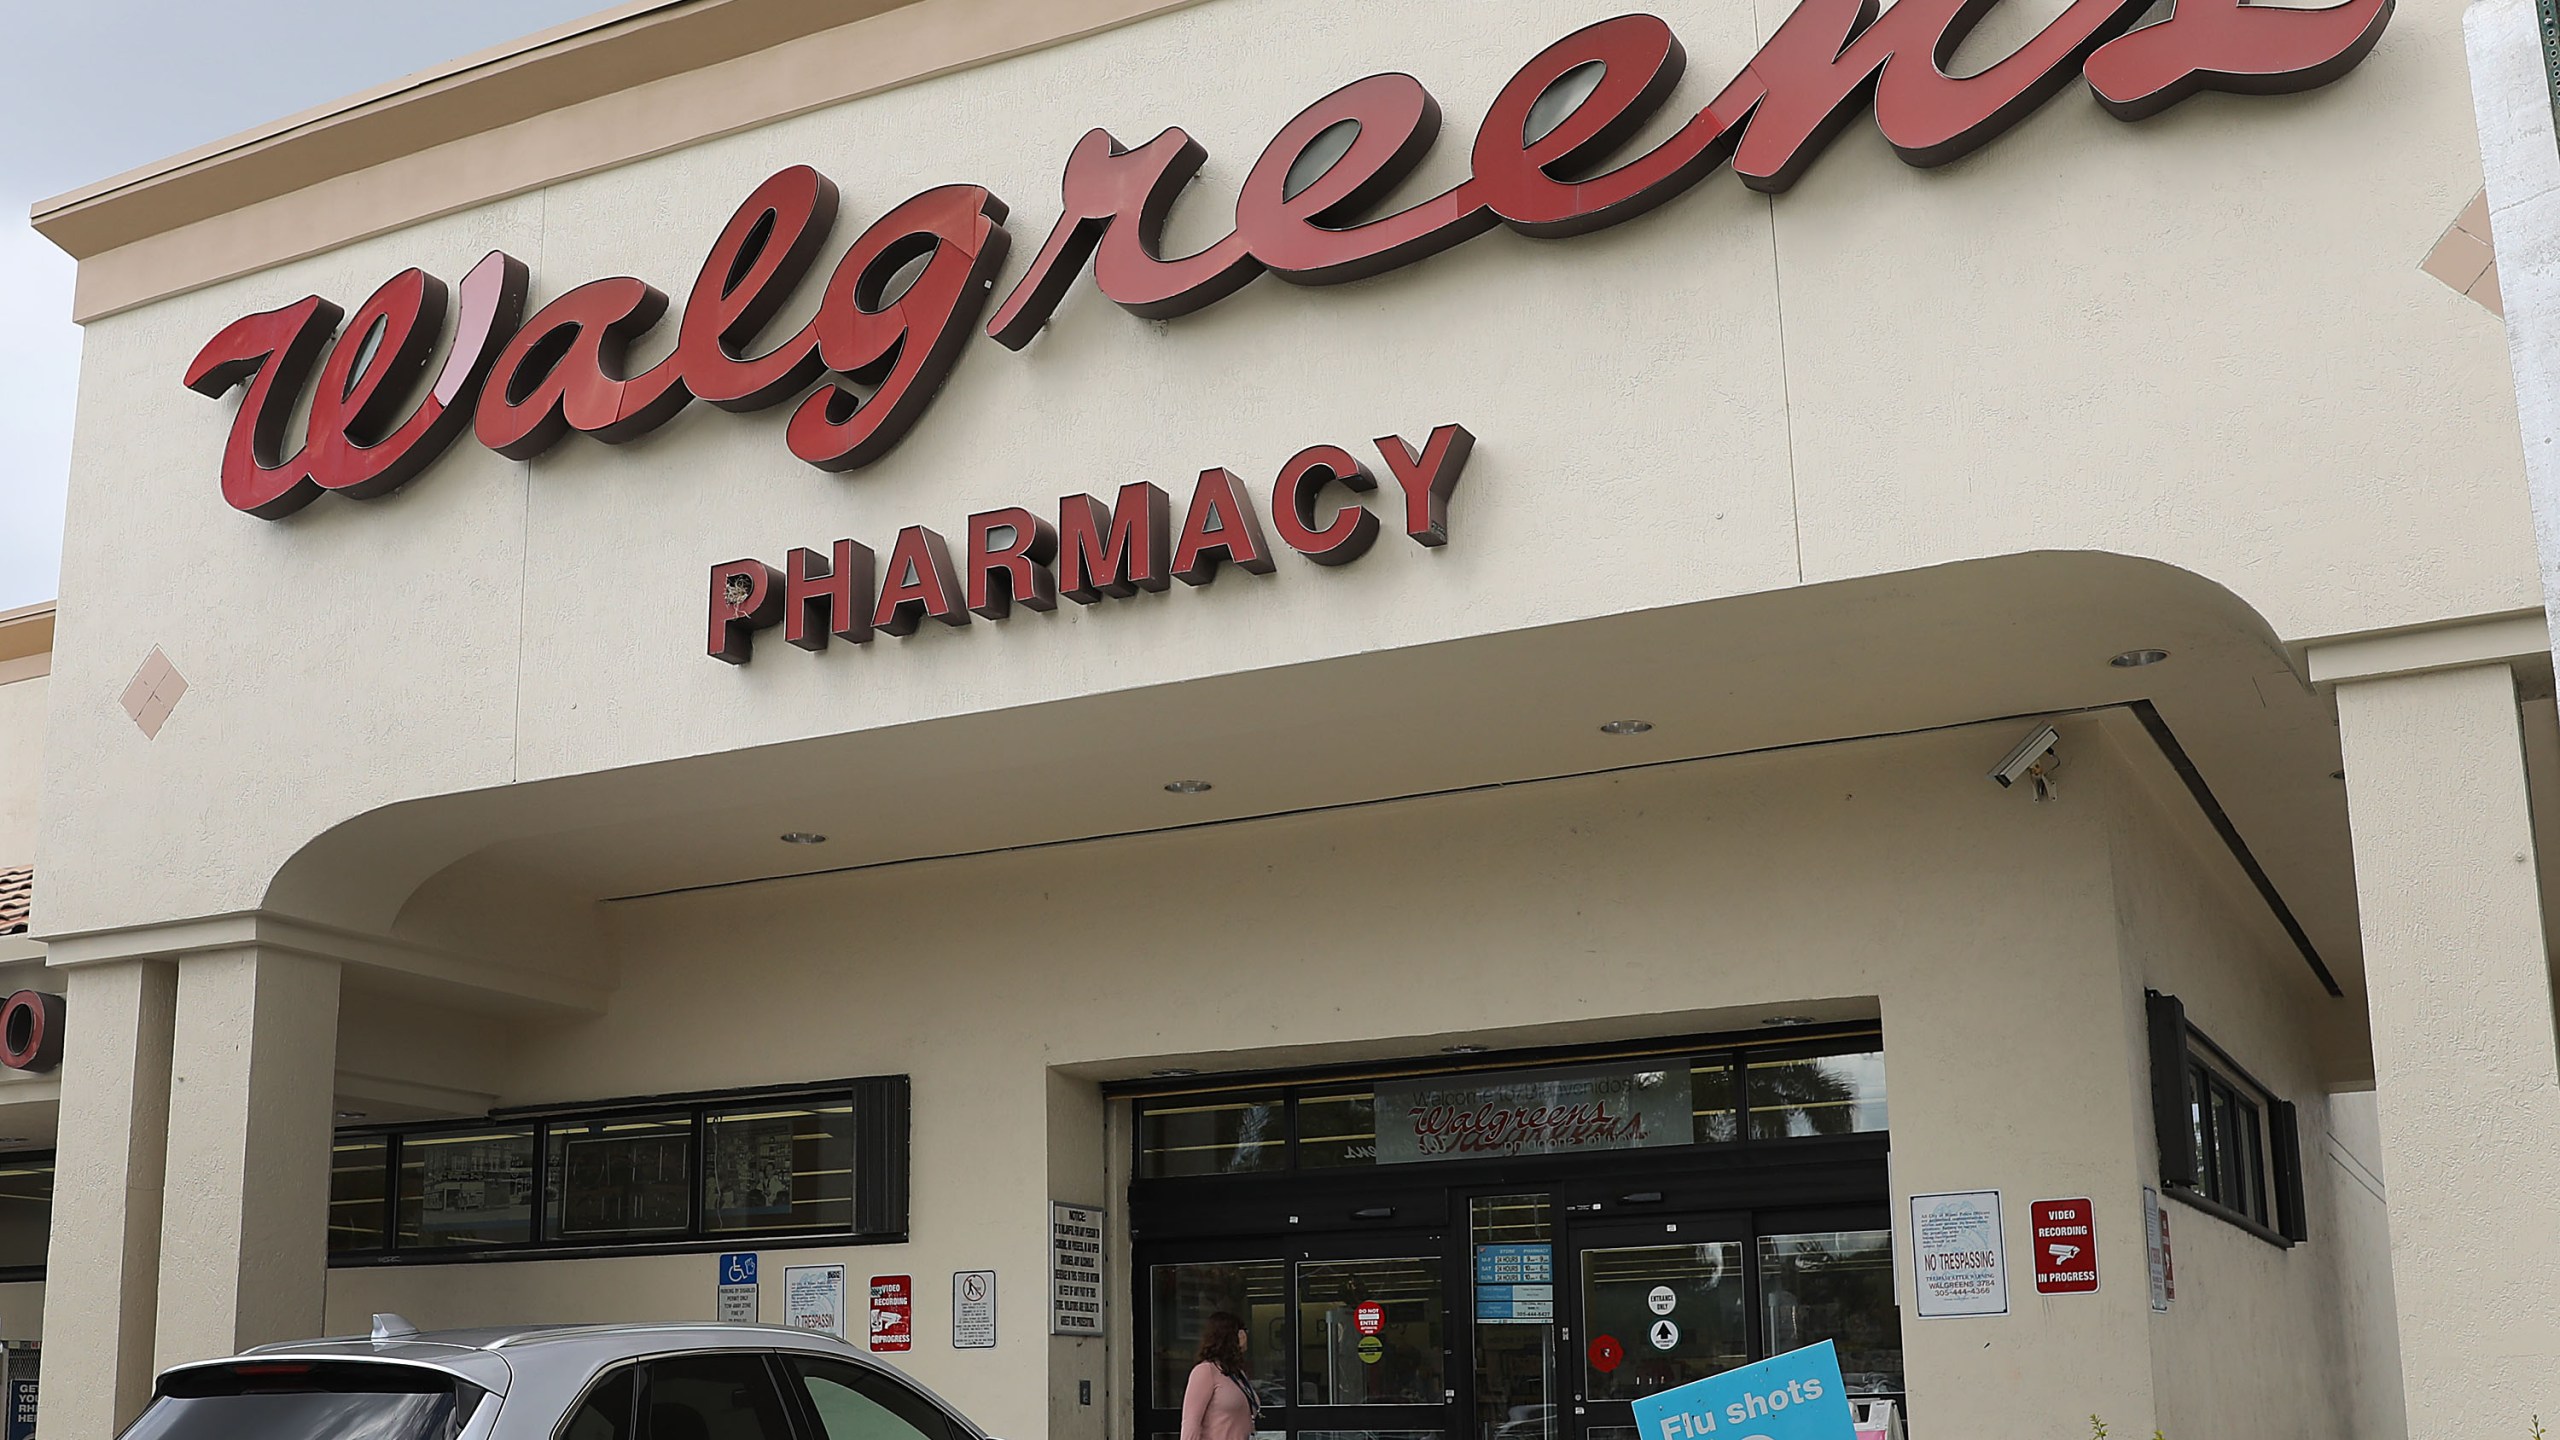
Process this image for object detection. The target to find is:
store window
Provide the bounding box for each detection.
[1690,1062,1738,1143]
[1139,1096,1288,1178]
[337,1076,908,1264]
[705,1101,857,1235]
[329,1137,391,1253]
[1149,1259,1289,1410]
[2188,1058,2266,1223]
[547,1113,691,1240]
[2146,992,2304,1243]
[399,1126,537,1249]
[1758,1230,1902,1395]
[0,1155,50,1274]
[1745,1047,1887,1139]
[1133,1036,1885,1174]
[1297,1093,1377,1168]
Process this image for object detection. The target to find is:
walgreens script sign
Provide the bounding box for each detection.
[185,4,2391,659]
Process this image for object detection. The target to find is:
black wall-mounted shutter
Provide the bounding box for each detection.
[856,1075,913,1239]
[2146,991,2196,1188]
[2270,1099,2308,1242]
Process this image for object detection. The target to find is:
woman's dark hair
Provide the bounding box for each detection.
[1196,1310,1246,1370]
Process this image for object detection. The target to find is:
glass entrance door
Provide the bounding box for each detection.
[1141,1234,1460,1440]
[1564,1215,1752,1440]
[1290,1235,1457,1440]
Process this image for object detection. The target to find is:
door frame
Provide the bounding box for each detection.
[1556,1210,1756,1440]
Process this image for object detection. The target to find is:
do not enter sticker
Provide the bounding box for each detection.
[1354,1301,1385,1336]
[1589,1335,1625,1373]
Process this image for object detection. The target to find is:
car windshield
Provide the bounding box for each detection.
[121,1360,485,1440]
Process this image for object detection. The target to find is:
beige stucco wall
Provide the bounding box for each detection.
[2095,724,2388,1438]
[33,0,2531,941]
[321,715,2358,1436]
[0,673,43,869]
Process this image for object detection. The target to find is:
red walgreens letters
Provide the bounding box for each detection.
[187,3,2390,518]
[707,426,1472,664]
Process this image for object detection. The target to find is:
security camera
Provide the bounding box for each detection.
[1990,724,2061,800]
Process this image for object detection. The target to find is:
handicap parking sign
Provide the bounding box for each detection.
[1628,1341,1856,1440]
[721,1252,759,1286]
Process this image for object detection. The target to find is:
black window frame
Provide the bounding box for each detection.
[2145,991,2305,1247]
[331,1075,910,1268]
[1129,1027,1887,1179]
[0,1148,54,1283]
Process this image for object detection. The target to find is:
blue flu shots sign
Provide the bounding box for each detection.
[1627,1341,1855,1440]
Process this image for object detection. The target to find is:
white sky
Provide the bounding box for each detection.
[0,0,607,612]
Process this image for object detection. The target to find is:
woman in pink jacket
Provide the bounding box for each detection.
[1180,1311,1262,1440]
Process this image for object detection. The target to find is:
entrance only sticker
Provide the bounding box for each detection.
[1628,1341,1856,1440]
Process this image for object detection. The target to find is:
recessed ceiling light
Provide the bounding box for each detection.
[780,832,828,845]
[1442,1043,1491,1055]
[2109,649,2171,669]
[1150,1067,1201,1078]
[1599,720,1654,736]
[335,1111,368,1122]
[1163,780,1214,794]
[1760,1016,1817,1027]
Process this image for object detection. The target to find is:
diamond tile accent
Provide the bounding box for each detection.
[120,648,187,739]
[2423,187,2504,316]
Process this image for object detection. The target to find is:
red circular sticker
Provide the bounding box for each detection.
[1354,1301,1385,1336]
[1589,1335,1625,1373]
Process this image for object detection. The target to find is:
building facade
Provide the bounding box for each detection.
[13,0,2554,1437]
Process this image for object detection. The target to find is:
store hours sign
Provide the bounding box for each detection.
[183,2,2395,657]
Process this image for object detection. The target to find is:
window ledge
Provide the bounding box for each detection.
[2163,1183,2295,1249]
[328,1230,907,1269]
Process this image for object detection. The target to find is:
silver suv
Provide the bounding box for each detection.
[118,1317,994,1440]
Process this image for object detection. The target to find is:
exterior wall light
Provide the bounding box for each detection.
[2109,648,2171,668]
[1163,780,1214,794]
[1599,720,1654,735]
[780,832,828,845]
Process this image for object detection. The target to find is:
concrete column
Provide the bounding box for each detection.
[2335,662,2560,1437]
[153,947,341,1369]
[38,959,176,1440]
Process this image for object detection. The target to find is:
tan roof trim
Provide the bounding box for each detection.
[37,0,1211,323]
[0,604,54,667]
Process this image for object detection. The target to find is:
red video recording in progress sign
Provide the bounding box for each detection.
[1354,1301,1385,1336]
[2032,1199,2099,1295]
[870,1274,914,1352]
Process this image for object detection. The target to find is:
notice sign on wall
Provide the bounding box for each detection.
[954,1270,998,1349]
[1911,1190,2008,1318]
[2143,1188,2172,1313]
[2031,1198,2098,1295]
[870,1274,914,1352]
[717,1251,760,1323]
[1052,1202,1106,1336]
[785,1264,848,1339]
